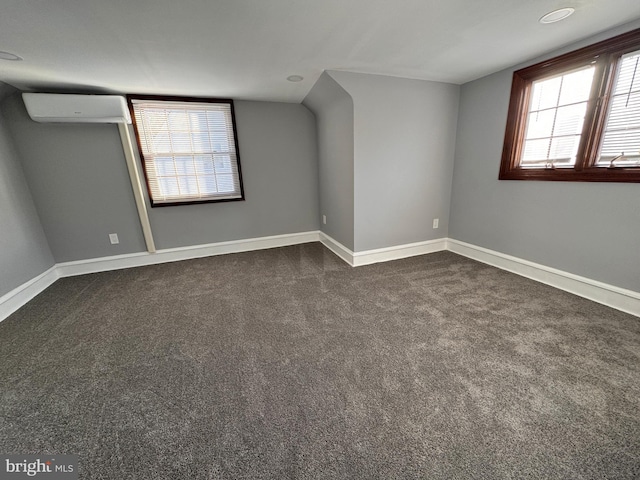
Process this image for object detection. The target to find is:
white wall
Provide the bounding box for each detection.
[449,21,640,292]
[329,71,459,252]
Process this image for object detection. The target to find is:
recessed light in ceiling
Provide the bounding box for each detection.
[0,51,23,61]
[539,7,575,24]
[287,75,304,82]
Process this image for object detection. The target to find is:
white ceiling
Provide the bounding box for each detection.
[1,1,640,103]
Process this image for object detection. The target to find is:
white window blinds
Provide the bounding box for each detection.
[597,50,640,167]
[521,66,595,167]
[130,98,243,205]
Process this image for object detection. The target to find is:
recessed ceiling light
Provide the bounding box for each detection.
[539,7,575,24]
[0,51,22,61]
[287,75,304,82]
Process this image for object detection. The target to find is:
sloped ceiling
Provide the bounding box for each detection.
[1,0,640,102]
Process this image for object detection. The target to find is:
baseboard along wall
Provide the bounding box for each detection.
[0,231,320,322]
[447,239,640,318]
[318,232,447,267]
[1,231,638,322]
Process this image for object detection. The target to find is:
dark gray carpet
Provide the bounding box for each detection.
[1,244,639,479]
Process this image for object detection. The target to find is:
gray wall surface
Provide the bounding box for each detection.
[146,101,319,249]
[5,96,319,260]
[4,94,147,263]
[329,71,459,252]
[0,87,54,297]
[449,22,640,292]
[303,73,355,250]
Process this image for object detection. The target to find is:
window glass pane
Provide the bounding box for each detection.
[597,51,640,166]
[197,175,218,194]
[530,76,561,111]
[210,133,230,152]
[188,110,207,130]
[178,176,199,195]
[548,136,580,165]
[167,110,189,130]
[170,132,191,152]
[522,138,552,164]
[159,177,180,197]
[600,129,640,156]
[525,109,554,140]
[214,155,233,174]
[131,98,244,204]
[194,155,215,174]
[558,68,595,105]
[147,112,168,131]
[553,103,588,136]
[191,132,211,153]
[150,132,171,153]
[216,174,236,193]
[154,157,174,176]
[613,53,640,94]
[174,156,196,175]
[521,66,594,167]
[206,111,226,127]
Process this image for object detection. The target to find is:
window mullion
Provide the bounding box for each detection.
[500,27,640,182]
[577,55,617,170]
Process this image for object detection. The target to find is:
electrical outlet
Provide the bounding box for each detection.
[322,214,327,225]
[109,233,119,245]
[432,218,439,229]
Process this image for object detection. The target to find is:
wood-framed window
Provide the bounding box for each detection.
[500,28,640,183]
[128,95,245,206]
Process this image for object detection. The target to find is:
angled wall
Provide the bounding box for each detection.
[328,71,459,252]
[303,72,355,250]
[3,94,147,262]
[0,85,54,297]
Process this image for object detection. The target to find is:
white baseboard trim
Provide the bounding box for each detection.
[352,238,447,266]
[448,239,640,318]
[318,232,448,267]
[3,234,639,323]
[0,266,59,322]
[318,232,355,266]
[57,231,321,277]
[1,231,320,323]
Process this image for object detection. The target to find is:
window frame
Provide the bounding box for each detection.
[499,28,640,183]
[127,94,245,207]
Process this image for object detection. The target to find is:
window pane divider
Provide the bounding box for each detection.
[500,28,640,182]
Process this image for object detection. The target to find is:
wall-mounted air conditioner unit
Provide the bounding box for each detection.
[22,93,131,124]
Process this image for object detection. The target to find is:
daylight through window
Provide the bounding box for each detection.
[521,66,595,168]
[597,50,640,167]
[500,28,640,182]
[128,96,244,206]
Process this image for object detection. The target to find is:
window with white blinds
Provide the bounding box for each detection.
[128,97,244,206]
[500,27,640,182]
[597,50,640,167]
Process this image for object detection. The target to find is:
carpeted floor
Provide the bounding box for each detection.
[0,244,639,479]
